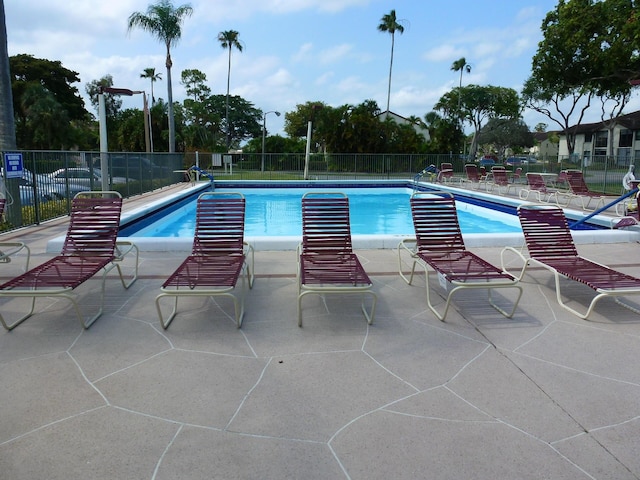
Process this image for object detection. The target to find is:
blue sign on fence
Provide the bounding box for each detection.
[3,153,24,178]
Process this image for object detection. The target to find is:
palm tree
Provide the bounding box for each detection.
[217,29,243,149]
[451,57,471,109]
[128,0,193,153]
[377,10,405,113]
[140,67,162,104]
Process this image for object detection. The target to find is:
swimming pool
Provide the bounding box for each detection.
[45,179,639,252]
[122,187,522,238]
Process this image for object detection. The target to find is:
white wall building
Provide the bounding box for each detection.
[558,110,640,166]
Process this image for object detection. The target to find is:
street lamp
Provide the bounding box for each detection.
[261,110,280,172]
[98,87,151,190]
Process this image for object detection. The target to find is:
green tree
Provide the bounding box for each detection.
[377,9,405,112]
[285,100,427,154]
[521,0,640,155]
[477,117,533,159]
[85,75,123,117]
[113,108,147,151]
[217,30,243,149]
[20,83,70,149]
[423,111,464,155]
[140,67,162,104]
[10,54,88,150]
[204,94,261,150]
[435,84,520,158]
[180,69,210,102]
[450,57,471,118]
[128,0,193,153]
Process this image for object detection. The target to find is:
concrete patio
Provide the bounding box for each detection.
[1,186,640,479]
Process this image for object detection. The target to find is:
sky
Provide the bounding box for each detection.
[6,0,640,138]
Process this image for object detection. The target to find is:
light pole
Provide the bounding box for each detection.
[98,87,151,190]
[261,110,280,172]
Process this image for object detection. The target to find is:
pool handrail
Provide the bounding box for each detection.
[189,165,215,189]
[569,187,638,229]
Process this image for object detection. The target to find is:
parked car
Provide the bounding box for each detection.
[504,157,524,167]
[93,156,169,181]
[48,167,130,195]
[478,156,496,167]
[1,168,65,205]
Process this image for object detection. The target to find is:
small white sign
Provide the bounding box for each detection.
[438,271,448,290]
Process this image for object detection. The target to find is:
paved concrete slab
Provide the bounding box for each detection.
[1,186,640,479]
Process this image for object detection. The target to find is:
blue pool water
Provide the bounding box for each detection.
[125,188,522,238]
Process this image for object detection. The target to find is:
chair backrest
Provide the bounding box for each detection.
[465,164,479,181]
[438,163,454,180]
[565,170,590,194]
[301,192,353,255]
[410,192,466,254]
[513,167,522,178]
[192,192,246,256]
[517,204,579,259]
[61,192,123,257]
[0,197,5,218]
[525,172,547,191]
[492,167,509,185]
[556,171,568,186]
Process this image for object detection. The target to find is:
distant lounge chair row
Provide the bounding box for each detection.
[2,189,640,330]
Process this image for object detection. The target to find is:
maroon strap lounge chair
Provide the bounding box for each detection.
[397,191,522,321]
[461,164,487,190]
[437,162,455,183]
[156,192,254,329]
[487,167,516,195]
[297,192,376,326]
[0,196,30,268]
[565,170,607,210]
[502,203,640,319]
[518,172,564,204]
[0,191,138,330]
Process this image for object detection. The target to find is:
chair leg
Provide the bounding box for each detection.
[0,296,37,331]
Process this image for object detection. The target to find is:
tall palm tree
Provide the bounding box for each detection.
[377,10,405,113]
[217,29,243,149]
[451,57,471,110]
[128,0,193,153]
[140,67,162,104]
[451,57,472,88]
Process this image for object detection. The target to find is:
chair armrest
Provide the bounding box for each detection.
[243,241,255,288]
[500,246,528,281]
[114,240,139,288]
[0,241,30,271]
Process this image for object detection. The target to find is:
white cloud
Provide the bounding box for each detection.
[318,44,353,65]
[423,44,463,63]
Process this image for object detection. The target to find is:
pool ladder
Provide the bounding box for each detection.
[189,165,215,190]
[413,165,438,190]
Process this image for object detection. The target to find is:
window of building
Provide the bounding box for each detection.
[595,131,608,148]
[584,133,592,143]
[620,129,633,148]
[617,148,632,166]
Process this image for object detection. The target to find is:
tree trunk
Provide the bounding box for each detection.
[166,45,175,153]
[0,0,22,225]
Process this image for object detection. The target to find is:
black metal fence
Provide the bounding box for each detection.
[0,150,634,233]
